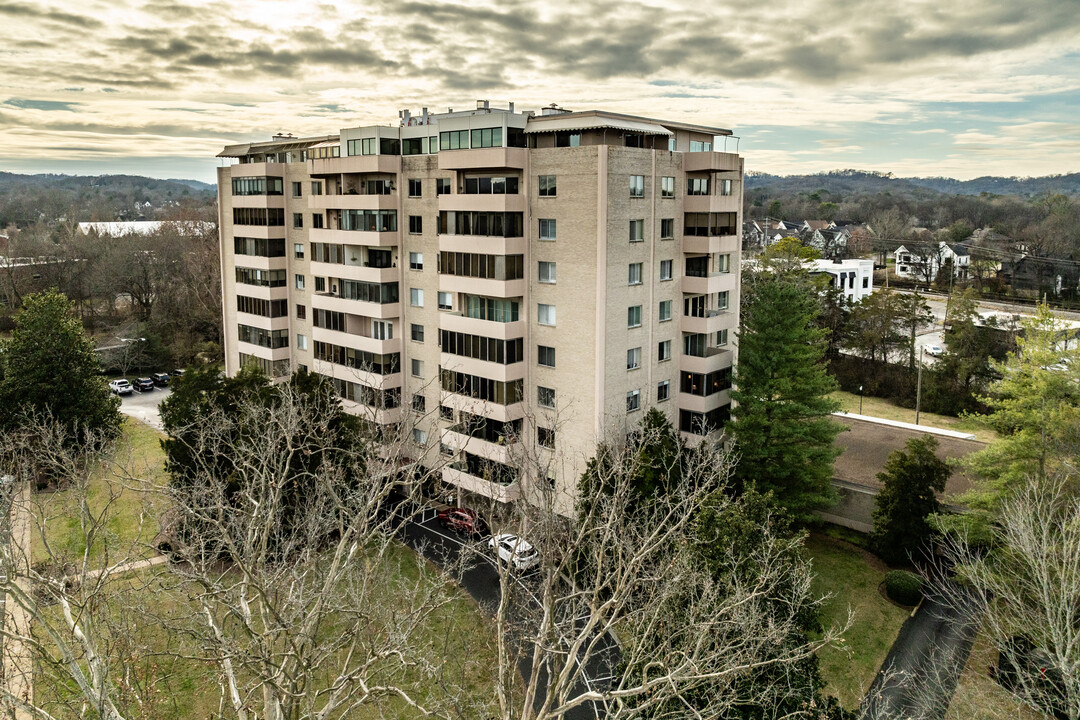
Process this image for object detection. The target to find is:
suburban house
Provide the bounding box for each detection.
[894,240,970,283]
[999,255,1080,296]
[806,258,875,302]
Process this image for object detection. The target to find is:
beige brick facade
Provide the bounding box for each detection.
[217,104,743,516]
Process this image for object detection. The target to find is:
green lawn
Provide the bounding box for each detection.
[806,533,910,709]
[32,418,168,567]
[945,631,1041,720]
[830,390,997,443]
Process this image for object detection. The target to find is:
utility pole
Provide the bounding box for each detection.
[915,346,924,425]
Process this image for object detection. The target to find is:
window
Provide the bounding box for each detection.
[440,331,523,364]
[438,291,452,310]
[296,334,308,351]
[628,262,642,285]
[626,389,641,412]
[658,340,671,362]
[413,428,427,446]
[539,218,556,241]
[537,345,555,368]
[716,329,729,346]
[372,320,392,340]
[717,253,731,273]
[688,177,710,195]
[537,304,556,326]
[311,181,323,195]
[629,219,644,243]
[720,179,733,196]
[628,305,642,328]
[315,277,325,293]
[689,140,713,152]
[408,178,422,197]
[410,288,424,307]
[659,259,672,281]
[661,218,674,239]
[538,426,556,449]
[863,276,869,289]
[291,181,302,198]
[538,175,556,197]
[294,243,305,259]
[717,291,729,310]
[668,137,677,151]
[463,176,519,195]
[312,213,324,229]
[538,260,556,284]
[436,178,451,195]
[555,131,580,147]
[409,252,423,270]
[439,129,470,150]
[470,126,503,148]
[411,323,424,342]
[296,304,306,320]
[409,215,423,234]
[538,386,555,408]
[295,274,305,290]
[661,176,674,198]
[411,358,424,377]
[412,394,426,412]
[627,347,641,370]
[630,175,644,198]
[659,300,671,322]
[657,379,670,402]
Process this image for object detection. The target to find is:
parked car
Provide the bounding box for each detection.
[925,344,944,357]
[488,533,539,571]
[109,379,133,396]
[438,507,487,536]
[151,372,170,387]
[133,377,155,392]
[172,368,186,378]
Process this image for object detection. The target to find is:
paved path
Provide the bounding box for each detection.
[860,581,982,720]
[391,503,619,719]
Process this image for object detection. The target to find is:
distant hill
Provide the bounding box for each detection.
[746,170,1080,198]
[0,172,216,228]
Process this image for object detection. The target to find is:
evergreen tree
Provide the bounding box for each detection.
[730,270,843,521]
[0,289,121,443]
[870,435,950,565]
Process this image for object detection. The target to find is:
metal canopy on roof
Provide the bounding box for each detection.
[524,115,672,136]
[216,134,339,158]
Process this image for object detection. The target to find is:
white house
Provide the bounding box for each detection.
[806,258,875,302]
[894,241,970,283]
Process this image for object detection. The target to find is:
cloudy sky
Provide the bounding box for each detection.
[1,0,1078,183]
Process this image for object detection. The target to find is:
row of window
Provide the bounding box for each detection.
[234,237,286,257]
[237,324,288,349]
[438,252,524,281]
[236,296,288,318]
[313,341,400,375]
[321,374,401,409]
[439,368,524,405]
[341,209,398,232]
[438,330,524,365]
[231,177,283,196]
[236,267,286,287]
[680,368,733,396]
[233,208,285,226]
[239,353,290,378]
[438,211,524,238]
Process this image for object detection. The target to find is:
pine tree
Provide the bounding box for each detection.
[730,270,843,521]
[0,289,121,443]
[870,435,950,566]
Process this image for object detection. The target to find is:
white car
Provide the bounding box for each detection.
[925,344,944,357]
[488,533,539,571]
[109,379,133,395]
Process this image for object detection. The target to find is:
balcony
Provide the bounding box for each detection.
[678,389,732,414]
[231,162,285,178]
[311,357,402,391]
[439,391,526,424]
[236,340,290,362]
[684,195,740,214]
[228,225,287,240]
[236,311,290,332]
[438,147,527,171]
[439,353,526,383]
[683,152,741,173]
[338,398,403,425]
[230,254,287,272]
[439,194,525,213]
[438,312,525,341]
[309,193,397,211]
[309,154,399,176]
[683,234,740,255]
[309,227,399,247]
[680,347,734,374]
[438,233,526,256]
[682,272,736,295]
[312,292,400,320]
[442,465,521,503]
[231,194,286,209]
[441,427,516,465]
[439,275,526,299]
[231,284,289,302]
[311,326,401,356]
[310,260,397,284]
[680,309,734,335]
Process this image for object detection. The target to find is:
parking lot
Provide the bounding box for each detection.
[117,385,171,430]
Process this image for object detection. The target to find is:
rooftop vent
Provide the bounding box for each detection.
[540,103,571,116]
[271,133,296,141]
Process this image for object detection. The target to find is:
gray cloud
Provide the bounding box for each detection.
[0,1,102,27]
[4,98,81,111]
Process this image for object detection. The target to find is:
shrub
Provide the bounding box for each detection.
[884,570,924,606]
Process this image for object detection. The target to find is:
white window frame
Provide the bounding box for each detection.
[627,347,641,370]
[539,218,557,241]
[627,305,642,328]
[626,389,641,412]
[538,303,556,326]
[628,262,642,286]
[538,261,556,284]
[659,259,672,281]
[410,288,424,307]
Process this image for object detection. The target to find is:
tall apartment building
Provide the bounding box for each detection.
[217,101,742,516]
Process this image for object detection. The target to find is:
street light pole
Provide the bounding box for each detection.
[859,385,863,415]
[915,347,924,425]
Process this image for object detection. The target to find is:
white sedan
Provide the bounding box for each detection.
[488,533,539,571]
[925,344,944,357]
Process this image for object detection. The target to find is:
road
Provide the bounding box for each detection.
[392,504,619,719]
[860,581,982,720]
[116,385,171,430]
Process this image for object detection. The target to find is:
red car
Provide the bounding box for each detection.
[437,507,486,536]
